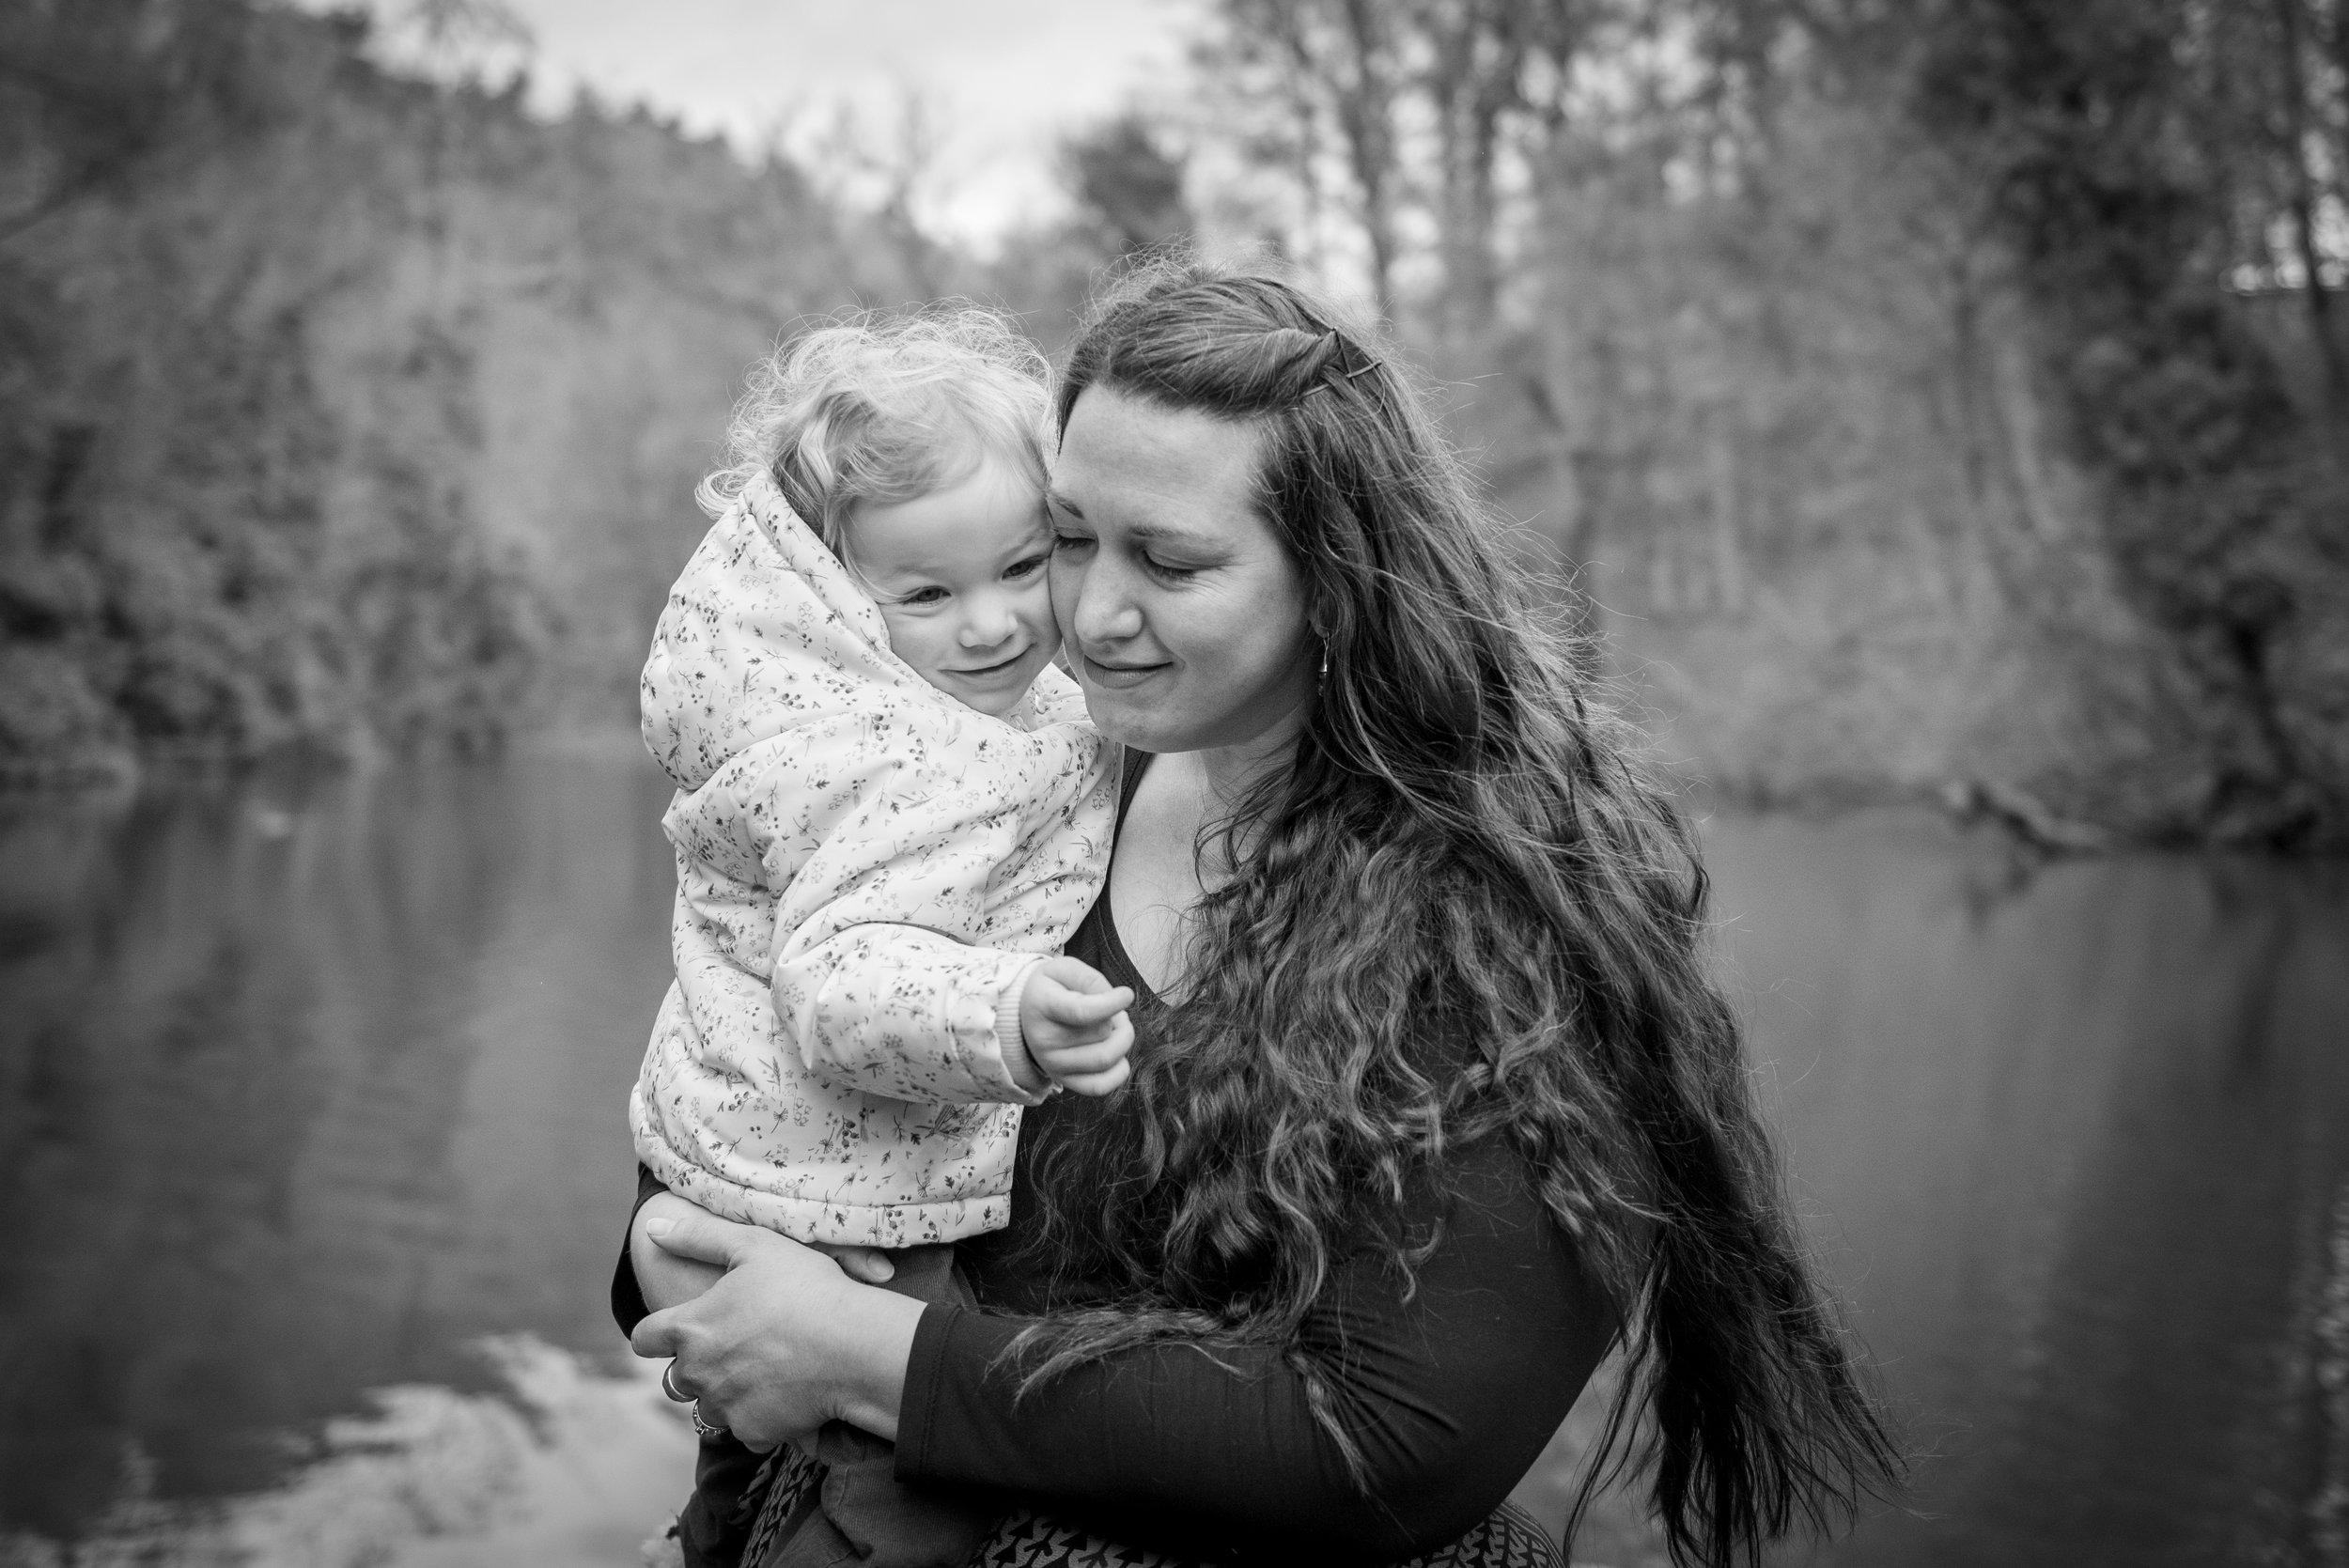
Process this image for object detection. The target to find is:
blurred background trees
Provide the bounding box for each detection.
[0,0,926,784]
[1183,0,2349,847]
[2,0,2343,846]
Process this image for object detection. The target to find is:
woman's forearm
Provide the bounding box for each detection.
[900,1139,1618,1562]
[900,1309,1378,1560]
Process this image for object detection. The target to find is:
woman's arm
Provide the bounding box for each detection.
[900,1135,1617,1566]
[622,1138,1615,1564]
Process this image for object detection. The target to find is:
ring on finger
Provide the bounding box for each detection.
[691,1401,726,1438]
[661,1362,692,1404]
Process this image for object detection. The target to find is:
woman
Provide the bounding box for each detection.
[621,257,1901,1567]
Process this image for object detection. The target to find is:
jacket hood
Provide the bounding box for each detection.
[642,473,938,791]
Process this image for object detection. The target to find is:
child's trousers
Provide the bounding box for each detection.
[674,1243,991,1568]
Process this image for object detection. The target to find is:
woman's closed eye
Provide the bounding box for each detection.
[1051,530,1097,557]
[1142,553,1204,582]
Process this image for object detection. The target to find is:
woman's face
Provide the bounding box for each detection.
[1047,387,1317,754]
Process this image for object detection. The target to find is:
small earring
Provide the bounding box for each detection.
[1319,644,1330,681]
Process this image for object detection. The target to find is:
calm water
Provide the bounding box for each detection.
[0,747,2343,1564]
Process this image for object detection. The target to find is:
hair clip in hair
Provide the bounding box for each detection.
[1308,334,1380,396]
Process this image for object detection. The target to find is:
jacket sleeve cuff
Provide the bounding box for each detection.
[993,955,1053,1098]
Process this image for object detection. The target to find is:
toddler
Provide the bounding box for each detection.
[629,310,1129,1568]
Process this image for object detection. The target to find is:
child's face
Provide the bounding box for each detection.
[846,451,1059,718]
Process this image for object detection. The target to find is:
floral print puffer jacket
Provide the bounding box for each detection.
[629,473,1114,1247]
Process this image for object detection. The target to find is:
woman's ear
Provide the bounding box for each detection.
[1304,601,1341,673]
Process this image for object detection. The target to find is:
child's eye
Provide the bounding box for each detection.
[898,586,950,607]
[1004,552,1050,581]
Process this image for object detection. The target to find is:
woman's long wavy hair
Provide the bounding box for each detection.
[1006,256,1901,1567]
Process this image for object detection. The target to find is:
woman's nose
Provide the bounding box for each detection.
[1066,559,1143,645]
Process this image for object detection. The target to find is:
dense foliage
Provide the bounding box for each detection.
[2,0,2341,846]
[1185,0,2348,847]
[1889,0,2349,843]
[0,0,948,782]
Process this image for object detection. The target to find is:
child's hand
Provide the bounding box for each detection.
[1019,955,1135,1096]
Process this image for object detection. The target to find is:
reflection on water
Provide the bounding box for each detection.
[0,744,692,1560]
[3,1337,692,1568]
[1702,814,2349,1568]
[0,752,2343,1565]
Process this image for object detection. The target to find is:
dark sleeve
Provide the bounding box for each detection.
[610,1163,669,1339]
[895,1136,1618,1567]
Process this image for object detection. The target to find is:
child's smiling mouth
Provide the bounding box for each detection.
[950,648,1034,678]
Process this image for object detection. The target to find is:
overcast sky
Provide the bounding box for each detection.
[323,0,1209,247]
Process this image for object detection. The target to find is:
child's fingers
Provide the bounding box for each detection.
[1043,955,1117,994]
[1037,1030,1130,1077]
[1042,985,1134,1027]
[1057,1057,1133,1097]
[1037,1013,1117,1050]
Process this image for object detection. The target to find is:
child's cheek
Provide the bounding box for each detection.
[875,603,931,677]
[901,625,951,686]
[1022,577,1062,645]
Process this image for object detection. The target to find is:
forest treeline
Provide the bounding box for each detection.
[0,0,949,781]
[2,0,2344,848]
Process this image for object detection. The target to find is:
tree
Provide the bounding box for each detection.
[1064,112,1192,256]
[1885,0,2349,842]
[1414,0,1537,334]
[1203,0,1408,315]
[795,89,957,300]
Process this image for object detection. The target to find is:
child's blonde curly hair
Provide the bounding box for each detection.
[697,304,1052,553]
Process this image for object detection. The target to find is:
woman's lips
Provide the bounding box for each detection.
[1081,654,1166,691]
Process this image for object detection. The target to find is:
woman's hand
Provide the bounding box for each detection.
[629,1211,926,1452]
[630,1192,729,1312]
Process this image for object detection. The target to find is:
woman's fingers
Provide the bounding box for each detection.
[623,1223,908,1453]
[644,1209,769,1268]
[630,1303,690,1362]
[813,1242,897,1285]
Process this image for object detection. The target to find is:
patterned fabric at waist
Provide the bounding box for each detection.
[739,1444,1561,1568]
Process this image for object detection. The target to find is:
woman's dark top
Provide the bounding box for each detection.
[615,752,1619,1567]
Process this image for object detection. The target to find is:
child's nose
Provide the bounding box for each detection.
[960,595,1018,646]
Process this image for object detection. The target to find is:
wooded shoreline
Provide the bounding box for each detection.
[4,0,2343,852]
